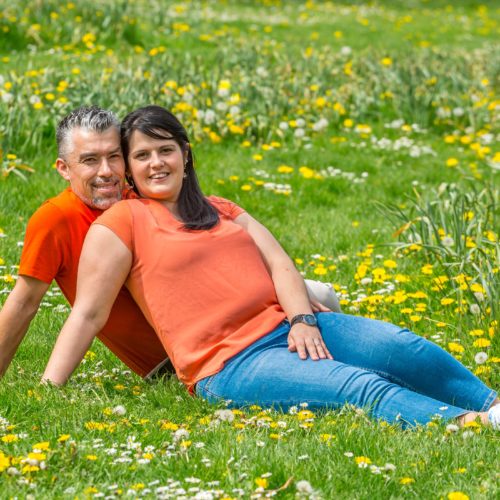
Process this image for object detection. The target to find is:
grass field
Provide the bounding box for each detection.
[0,1,499,498]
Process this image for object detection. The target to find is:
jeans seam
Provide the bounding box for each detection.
[350,363,419,393]
[480,389,498,412]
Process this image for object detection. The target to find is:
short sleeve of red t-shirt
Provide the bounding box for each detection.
[207,195,246,220]
[92,200,134,251]
[18,202,70,284]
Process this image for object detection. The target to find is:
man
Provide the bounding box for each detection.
[0,105,340,380]
[0,106,170,379]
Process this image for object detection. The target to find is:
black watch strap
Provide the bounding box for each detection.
[290,314,317,327]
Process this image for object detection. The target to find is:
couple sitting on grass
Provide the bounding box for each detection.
[1,105,498,430]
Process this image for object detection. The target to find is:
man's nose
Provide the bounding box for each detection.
[97,157,113,177]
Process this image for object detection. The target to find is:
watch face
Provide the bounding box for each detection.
[303,315,317,326]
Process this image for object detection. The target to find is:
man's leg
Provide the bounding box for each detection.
[305,279,341,312]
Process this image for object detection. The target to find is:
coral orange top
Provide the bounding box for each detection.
[94,196,286,389]
[18,187,168,377]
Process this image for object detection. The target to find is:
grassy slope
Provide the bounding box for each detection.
[0,1,498,498]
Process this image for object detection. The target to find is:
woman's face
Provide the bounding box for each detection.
[127,130,187,205]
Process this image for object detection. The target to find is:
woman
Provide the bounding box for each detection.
[43,105,499,430]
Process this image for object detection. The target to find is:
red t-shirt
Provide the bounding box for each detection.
[18,187,168,377]
[95,196,286,389]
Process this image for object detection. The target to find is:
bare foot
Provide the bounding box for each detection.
[457,411,489,427]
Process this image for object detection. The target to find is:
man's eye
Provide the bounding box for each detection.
[82,158,97,164]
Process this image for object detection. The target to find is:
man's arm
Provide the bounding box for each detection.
[0,276,49,377]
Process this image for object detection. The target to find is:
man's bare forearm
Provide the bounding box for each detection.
[0,277,48,377]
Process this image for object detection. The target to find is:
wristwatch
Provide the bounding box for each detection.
[290,314,317,328]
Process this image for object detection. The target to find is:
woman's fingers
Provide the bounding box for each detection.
[287,325,334,361]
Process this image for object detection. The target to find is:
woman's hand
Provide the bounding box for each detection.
[288,324,333,361]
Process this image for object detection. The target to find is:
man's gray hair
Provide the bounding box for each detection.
[56,105,120,159]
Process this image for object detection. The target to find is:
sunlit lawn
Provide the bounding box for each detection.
[0,1,498,498]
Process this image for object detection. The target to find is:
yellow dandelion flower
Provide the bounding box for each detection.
[469,329,484,337]
[1,434,18,443]
[473,338,490,348]
[441,298,455,305]
[448,342,464,353]
[0,452,10,472]
[241,184,252,191]
[447,492,469,500]
[421,264,433,275]
[355,456,372,464]
[446,158,459,168]
[399,477,415,485]
[255,477,268,488]
[380,57,392,66]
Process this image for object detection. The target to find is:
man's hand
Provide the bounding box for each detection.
[287,324,333,361]
[310,300,331,313]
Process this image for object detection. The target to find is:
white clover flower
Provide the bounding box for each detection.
[446,424,459,433]
[474,352,488,364]
[296,118,306,127]
[441,236,454,247]
[474,292,484,302]
[469,304,481,315]
[1,92,13,103]
[215,102,227,112]
[256,66,269,77]
[452,107,464,117]
[214,409,234,422]
[173,429,190,442]
[279,121,289,130]
[462,430,475,439]
[203,109,216,124]
[294,128,305,138]
[296,480,314,494]
[229,105,240,116]
[383,463,396,471]
[312,118,328,131]
[217,87,230,97]
[29,95,41,104]
[340,46,352,56]
[112,405,126,416]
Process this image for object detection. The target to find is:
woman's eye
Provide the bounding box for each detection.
[160,147,172,154]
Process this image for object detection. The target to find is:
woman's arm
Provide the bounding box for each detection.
[42,225,132,385]
[233,213,333,361]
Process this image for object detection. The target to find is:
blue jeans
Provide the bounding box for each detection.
[196,313,497,428]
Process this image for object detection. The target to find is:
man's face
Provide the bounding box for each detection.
[56,127,125,210]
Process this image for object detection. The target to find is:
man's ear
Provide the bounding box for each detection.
[55,158,70,181]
